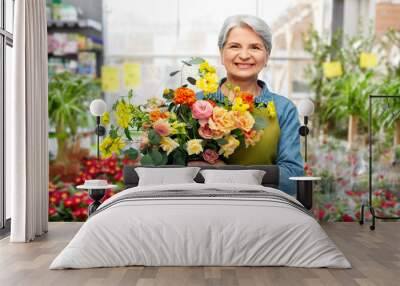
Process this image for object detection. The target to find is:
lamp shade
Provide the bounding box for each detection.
[298,99,315,117]
[90,99,107,116]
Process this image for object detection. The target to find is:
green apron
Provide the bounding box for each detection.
[226,106,280,165]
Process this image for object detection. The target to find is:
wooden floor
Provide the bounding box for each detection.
[0,222,399,286]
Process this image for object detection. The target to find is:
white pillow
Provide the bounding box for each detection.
[135,167,201,186]
[200,169,266,185]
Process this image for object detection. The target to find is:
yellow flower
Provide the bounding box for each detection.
[160,136,179,155]
[360,52,377,68]
[101,111,110,126]
[147,97,165,108]
[233,110,255,132]
[110,137,126,155]
[163,88,173,96]
[100,136,126,158]
[199,61,216,74]
[208,106,235,134]
[323,61,343,78]
[232,97,249,112]
[196,72,219,95]
[170,121,187,135]
[115,101,133,129]
[233,86,241,95]
[266,101,277,118]
[186,139,203,155]
[219,135,240,158]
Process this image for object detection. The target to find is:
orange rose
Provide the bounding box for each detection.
[208,106,235,134]
[150,110,161,122]
[174,87,196,106]
[233,111,255,132]
[244,130,263,147]
[239,92,255,112]
[149,109,169,122]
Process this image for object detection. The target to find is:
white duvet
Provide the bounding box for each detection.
[50,183,351,269]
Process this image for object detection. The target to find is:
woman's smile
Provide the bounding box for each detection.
[235,63,255,69]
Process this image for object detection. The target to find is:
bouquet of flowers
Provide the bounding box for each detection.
[99,57,268,165]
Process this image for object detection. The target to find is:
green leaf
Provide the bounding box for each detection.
[181,60,192,66]
[54,132,69,140]
[187,77,197,85]
[188,57,205,65]
[149,149,163,165]
[48,132,58,139]
[160,151,168,165]
[172,150,186,165]
[168,103,175,112]
[109,127,119,139]
[124,128,133,141]
[169,70,180,77]
[216,138,228,145]
[148,129,161,145]
[141,154,154,165]
[124,148,138,160]
[128,89,134,99]
[253,116,267,130]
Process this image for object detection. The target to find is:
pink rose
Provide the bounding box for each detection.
[198,119,208,127]
[192,100,213,120]
[153,120,172,136]
[198,124,213,139]
[202,149,219,164]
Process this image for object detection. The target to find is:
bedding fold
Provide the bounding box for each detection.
[50,183,351,269]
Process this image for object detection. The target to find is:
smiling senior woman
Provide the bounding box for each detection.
[197,14,304,196]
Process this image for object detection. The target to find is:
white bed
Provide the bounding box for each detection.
[50,183,351,269]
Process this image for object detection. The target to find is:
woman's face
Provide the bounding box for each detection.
[221,25,268,81]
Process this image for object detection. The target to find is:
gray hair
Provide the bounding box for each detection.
[218,14,272,54]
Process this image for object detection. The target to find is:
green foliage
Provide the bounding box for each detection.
[48,72,101,161]
[141,149,168,166]
[48,72,100,136]
[302,26,380,142]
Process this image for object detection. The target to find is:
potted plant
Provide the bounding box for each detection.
[48,72,101,179]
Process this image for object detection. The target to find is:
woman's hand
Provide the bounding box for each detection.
[187,160,226,167]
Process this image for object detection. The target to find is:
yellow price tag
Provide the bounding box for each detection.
[101,66,120,92]
[123,62,141,88]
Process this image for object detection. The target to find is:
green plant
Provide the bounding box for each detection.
[303,26,379,147]
[302,29,343,132]
[48,72,101,162]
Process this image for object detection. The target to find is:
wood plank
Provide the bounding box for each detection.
[0,222,399,286]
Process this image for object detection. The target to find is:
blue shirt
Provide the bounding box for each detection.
[197,79,304,195]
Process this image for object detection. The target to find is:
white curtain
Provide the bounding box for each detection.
[8,0,49,242]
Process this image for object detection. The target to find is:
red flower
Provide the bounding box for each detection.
[206,99,217,107]
[342,214,353,222]
[60,191,70,200]
[49,192,61,206]
[84,197,93,205]
[72,208,88,221]
[381,201,396,208]
[71,195,82,208]
[48,207,57,217]
[63,198,74,208]
[385,191,394,200]
[345,190,354,196]
[318,210,325,220]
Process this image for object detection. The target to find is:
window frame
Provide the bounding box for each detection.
[0,0,14,233]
